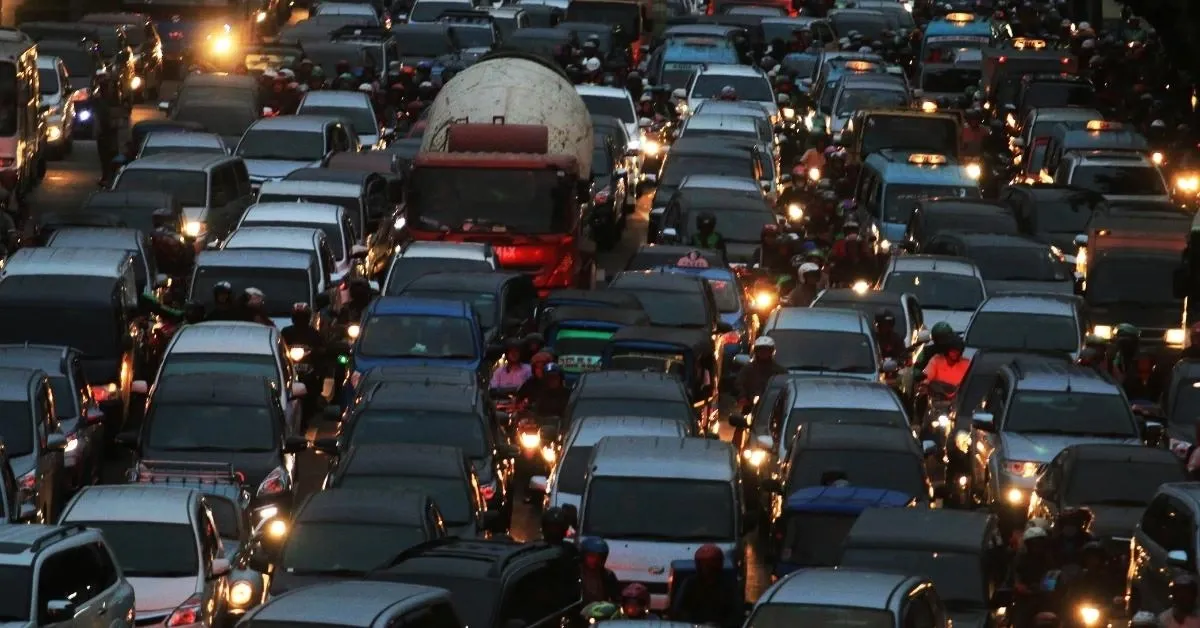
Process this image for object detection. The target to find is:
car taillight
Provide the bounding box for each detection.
[70,90,89,103]
[593,188,610,205]
[721,331,740,345]
[166,595,201,627]
[480,481,496,500]
[18,470,34,494]
[90,383,118,402]
[256,466,287,497]
[494,244,555,267]
[168,31,184,39]
[349,371,363,389]
[0,158,15,168]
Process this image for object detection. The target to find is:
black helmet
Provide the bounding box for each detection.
[696,212,716,230]
[213,281,233,297]
[504,337,523,351]
[875,309,896,326]
[541,507,568,542]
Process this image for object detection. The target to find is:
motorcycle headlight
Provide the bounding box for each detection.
[807,167,821,181]
[519,431,541,449]
[642,139,660,156]
[954,430,971,454]
[288,346,307,361]
[742,448,768,466]
[1091,325,1113,340]
[266,519,287,539]
[753,291,777,310]
[1079,606,1101,626]
[787,203,803,220]
[347,324,361,339]
[1166,328,1186,346]
[183,220,203,237]
[782,107,795,119]
[229,581,255,606]
[965,163,982,180]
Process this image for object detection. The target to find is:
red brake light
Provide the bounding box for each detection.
[593,188,610,205]
[1061,57,1070,64]
[480,483,496,500]
[166,596,201,627]
[494,245,554,267]
[998,56,1007,63]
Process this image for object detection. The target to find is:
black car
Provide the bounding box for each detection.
[255,487,447,596]
[922,232,1073,295]
[390,23,463,67]
[327,443,503,535]
[118,374,308,520]
[839,509,1010,628]
[80,12,165,100]
[392,271,538,348]
[0,344,105,491]
[999,183,1105,251]
[608,271,727,334]
[649,141,762,242]
[567,370,697,433]
[369,538,582,628]
[589,131,628,249]
[316,381,519,517]
[500,27,575,58]
[902,199,1021,254]
[659,185,777,264]
[555,21,623,69]
[0,367,67,524]
[21,23,135,104]
[536,288,645,325]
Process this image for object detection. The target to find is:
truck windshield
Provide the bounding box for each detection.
[860,115,957,157]
[408,167,568,234]
[0,63,18,136]
[1087,258,1179,306]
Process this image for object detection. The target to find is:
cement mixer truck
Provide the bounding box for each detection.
[407,52,596,293]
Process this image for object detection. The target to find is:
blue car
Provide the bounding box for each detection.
[345,296,485,407]
[656,265,757,385]
[770,486,916,578]
[542,306,651,387]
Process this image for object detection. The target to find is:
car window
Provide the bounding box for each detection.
[500,565,575,625]
[38,544,105,619]
[904,591,937,628]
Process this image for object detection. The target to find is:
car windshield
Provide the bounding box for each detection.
[784,409,905,447]
[146,404,277,452]
[192,267,312,317]
[613,289,707,328]
[172,106,258,138]
[396,30,456,55]
[970,245,1063,281]
[883,185,980,223]
[140,144,225,158]
[38,68,58,95]
[358,315,478,360]
[581,94,635,124]
[830,14,887,39]
[1087,259,1180,307]
[747,604,894,628]
[400,289,497,327]
[115,170,207,206]
[410,1,468,21]
[0,565,30,621]
[351,411,487,458]
[1004,392,1136,436]
[340,475,473,524]
[0,306,119,358]
[237,130,325,161]
[965,313,1078,353]
[573,398,691,425]
[686,210,774,243]
[384,258,494,294]
[407,167,568,234]
[554,329,614,375]
[452,25,495,48]
[788,449,925,497]
[0,402,32,457]
[860,115,958,157]
[206,496,242,540]
[779,512,855,566]
[300,105,377,136]
[1063,460,1184,506]
[921,68,982,93]
[691,75,774,102]
[1070,165,1167,196]
[160,354,280,389]
[71,522,198,577]
[883,271,983,311]
[767,330,876,374]
[841,548,985,605]
[836,88,907,116]
[582,478,735,541]
[661,155,755,188]
[1022,82,1094,110]
[283,522,428,573]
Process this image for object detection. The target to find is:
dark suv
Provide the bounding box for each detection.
[370,538,581,627]
[0,344,105,491]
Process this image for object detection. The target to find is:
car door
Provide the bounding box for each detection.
[1133,494,1194,610]
[36,543,108,627]
[35,383,62,512]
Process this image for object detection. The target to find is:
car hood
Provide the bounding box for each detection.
[785,369,879,382]
[127,576,199,615]
[243,158,319,181]
[984,279,1074,296]
[1000,432,1141,463]
[270,570,364,597]
[1082,503,1143,540]
[140,449,279,488]
[922,309,974,332]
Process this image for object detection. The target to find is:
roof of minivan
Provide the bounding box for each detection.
[2,247,132,277]
[195,249,313,271]
[590,436,735,481]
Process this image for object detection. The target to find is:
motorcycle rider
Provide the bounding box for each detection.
[1110,323,1140,383]
[961,109,989,157]
[528,363,569,418]
[786,262,822,306]
[281,302,325,356]
[671,544,741,626]
[1014,526,1055,626]
[619,583,655,619]
[490,338,532,390]
[1051,507,1095,567]
[206,281,242,321]
[336,278,373,324]
[874,309,906,361]
[1124,350,1165,402]
[915,321,957,370]
[828,221,873,286]
[689,212,728,260]
[923,336,969,395]
[523,332,546,362]
[1161,575,1200,628]
[798,135,829,175]
[580,537,621,604]
[241,288,272,325]
[1058,542,1112,615]
[735,336,786,413]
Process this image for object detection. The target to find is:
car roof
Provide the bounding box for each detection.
[678,174,761,191]
[797,422,920,453]
[64,485,195,524]
[243,202,344,223]
[0,345,74,375]
[169,321,278,355]
[251,581,451,626]
[951,233,1048,249]
[196,248,312,271]
[247,114,334,132]
[1005,361,1120,394]
[45,227,143,250]
[3,247,131,277]
[591,436,735,481]
[762,568,920,607]
[788,379,903,411]
[258,180,363,198]
[696,63,767,78]
[768,307,870,333]
[610,271,706,292]
[369,295,473,317]
[570,416,689,446]
[401,271,519,292]
[143,131,226,148]
[889,255,982,277]
[845,508,993,554]
[297,488,432,526]
[120,153,230,171]
[300,90,373,108]
[342,443,467,478]
[575,85,630,99]
[363,382,479,412]
[976,293,1076,316]
[224,227,323,252]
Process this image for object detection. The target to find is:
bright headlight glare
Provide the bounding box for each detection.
[288,347,307,361]
[787,203,803,220]
[1152,152,1164,166]
[130,75,142,90]
[1167,328,1186,346]
[229,581,254,606]
[782,107,795,119]
[965,163,982,179]
[934,415,950,429]
[541,446,556,462]
[852,280,869,294]
[211,34,233,55]
[1006,488,1025,504]
[519,431,541,449]
[347,324,361,339]
[743,449,768,466]
[642,140,660,155]
[1178,175,1200,192]
[183,221,202,237]
[1079,606,1101,626]
[954,430,971,454]
[255,10,267,22]
[267,519,287,538]
[807,167,820,181]
[64,437,78,453]
[1091,325,1113,340]
[754,291,776,310]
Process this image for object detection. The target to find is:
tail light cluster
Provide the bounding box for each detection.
[166,595,201,627]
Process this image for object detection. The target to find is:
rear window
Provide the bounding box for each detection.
[1069,165,1166,197]
[116,170,207,207]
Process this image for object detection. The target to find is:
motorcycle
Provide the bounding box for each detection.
[513,412,561,475]
[286,344,323,419]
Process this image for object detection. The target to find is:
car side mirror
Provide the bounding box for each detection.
[728,413,749,429]
[131,379,149,395]
[210,557,232,578]
[290,382,307,398]
[971,411,995,431]
[350,244,369,259]
[529,475,548,493]
[46,433,67,451]
[917,329,932,343]
[45,600,76,622]
[115,430,139,449]
[283,435,308,454]
[661,227,678,242]
[1168,550,1190,567]
[314,436,339,454]
[760,478,783,494]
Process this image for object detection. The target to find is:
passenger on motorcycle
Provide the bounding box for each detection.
[491,338,533,390]
[1161,575,1200,628]
[281,302,325,355]
[1123,350,1164,402]
[828,221,874,286]
[874,309,906,361]
[523,332,546,362]
[1014,526,1054,594]
[671,544,742,627]
[735,336,786,412]
[241,288,272,325]
[527,363,569,418]
[620,583,656,619]
[923,337,969,394]
[207,281,242,321]
[1058,542,1112,613]
[1051,507,1095,568]
[786,262,822,306]
[580,537,621,604]
[689,212,728,260]
[336,278,373,324]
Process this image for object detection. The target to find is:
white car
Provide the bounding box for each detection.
[296,90,386,149]
[236,116,358,186]
[238,202,361,281]
[1057,150,1170,204]
[383,241,497,293]
[576,84,642,200]
[37,55,75,159]
[685,64,779,121]
[879,255,987,332]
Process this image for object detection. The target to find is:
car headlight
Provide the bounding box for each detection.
[787,203,803,220]
[954,430,971,454]
[228,581,255,606]
[852,280,869,294]
[1177,174,1200,193]
[880,239,891,252]
[1091,325,1113,340]
[933,415,950,430]
[782,107,795,119]
[742,448,768,466]
[1006,488,1026,504]
[1079,606,1101,626]
[519,431,541,449]
[642,139,660,156]
[753,291,777,310]
[266,519,287,538]
[1007,460,1040,477]
[965,163,982,180]
[921,101,938,113]
[1152,151,1165,166]
[541,446,556,462]
[347,323,361,339]
[1167,328,1187,346]
[183,220,203,237]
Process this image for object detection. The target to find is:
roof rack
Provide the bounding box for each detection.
[128,460,242,486]
[30,524,88,553]
[330,25,394,41]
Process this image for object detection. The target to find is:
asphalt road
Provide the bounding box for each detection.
[56,82,774,601]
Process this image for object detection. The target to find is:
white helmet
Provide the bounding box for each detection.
[799,262,820,275]
[1023,527,1048,541]
[638,117,653,127]
[1078,21,1091,30]
[358,82,374,93]
[583,57,601,72]
[671,88,687,100]
[1151,119,1166,129]
[1132,612,1158,627]
[776,93,789,105]
[640,93,652,103]
[753,336,776,349]
[859,45,873,53]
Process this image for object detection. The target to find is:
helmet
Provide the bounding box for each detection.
[719,85,737,100]
[583,57,601,72]
[694,544,724,565]
[584,602,620,621]
[1078,346,1104,365]
[761,223,780,238]
[1023,526,1048,541]
[244,287,264,299]
[672,87,687,101]
[1152,119,1167,129]
[1057,506,1094,529]
[524,332,545,346]
[504,337,523,352]
[875,309,896,325]
[1115,323,1140,339]
[543,362,562,376]
[1132,611,1159,628]
[621,583,650,605]
[213,281,233,296]
[799,262,820,275]
[531,351,555,367]
[580,537,609,556]
[696,211,716,230]
[640,93,652,103]
[753,336,776,350]
[931,321,954,341]
[358,83,374,93]
[776,93,789,105]
[291,302,311,316]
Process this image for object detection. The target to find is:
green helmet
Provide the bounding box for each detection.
[583,602,620,621]
[931,321,954,341]
[1115,323,1140,339]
